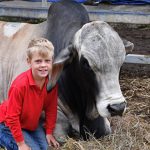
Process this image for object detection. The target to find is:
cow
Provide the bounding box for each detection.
[0,0,134,143]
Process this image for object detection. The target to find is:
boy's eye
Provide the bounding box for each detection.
[35,60,42,63]
[45,59,52,63]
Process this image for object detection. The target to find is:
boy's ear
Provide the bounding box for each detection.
[26,57,31,65]
[27,57,31,66]
[47,45,76,92]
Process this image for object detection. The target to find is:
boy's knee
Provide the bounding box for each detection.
[0,123,18,150]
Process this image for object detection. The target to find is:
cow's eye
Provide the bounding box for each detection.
[80,56,92,71]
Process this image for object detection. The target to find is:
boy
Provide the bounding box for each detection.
[0,38,60,150]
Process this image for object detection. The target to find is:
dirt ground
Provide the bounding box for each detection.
[111,23,150,55]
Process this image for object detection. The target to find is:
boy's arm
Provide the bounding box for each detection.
[44,84,58,135]
[6,86,24,142]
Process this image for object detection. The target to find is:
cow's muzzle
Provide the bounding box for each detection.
[107,102,126,116]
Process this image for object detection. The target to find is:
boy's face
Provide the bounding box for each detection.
[27,52,53,81]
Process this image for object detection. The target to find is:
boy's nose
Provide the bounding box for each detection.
[41,61,47,66]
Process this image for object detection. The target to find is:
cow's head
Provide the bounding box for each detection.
[47,21,134,118]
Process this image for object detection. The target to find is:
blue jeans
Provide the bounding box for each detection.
[0,123,49,150]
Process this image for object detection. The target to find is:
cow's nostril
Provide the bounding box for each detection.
[107,102,126,116]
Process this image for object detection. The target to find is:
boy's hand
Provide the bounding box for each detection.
[46,134,60,148]
[17,141,31,150]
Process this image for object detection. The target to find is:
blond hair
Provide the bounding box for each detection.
[27,38,54,60]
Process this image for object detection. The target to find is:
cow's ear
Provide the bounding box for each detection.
[47,45,75,92]
[54,45,74,64]
[47,62,64,92]
[122,38,134,54]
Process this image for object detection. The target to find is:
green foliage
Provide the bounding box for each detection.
[0,16,46,24]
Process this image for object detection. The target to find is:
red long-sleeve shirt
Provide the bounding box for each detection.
[0,69,58,142]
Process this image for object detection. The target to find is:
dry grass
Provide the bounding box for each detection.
[61,115,149,150]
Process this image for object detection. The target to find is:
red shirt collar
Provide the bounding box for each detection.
[27,69,36,86]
